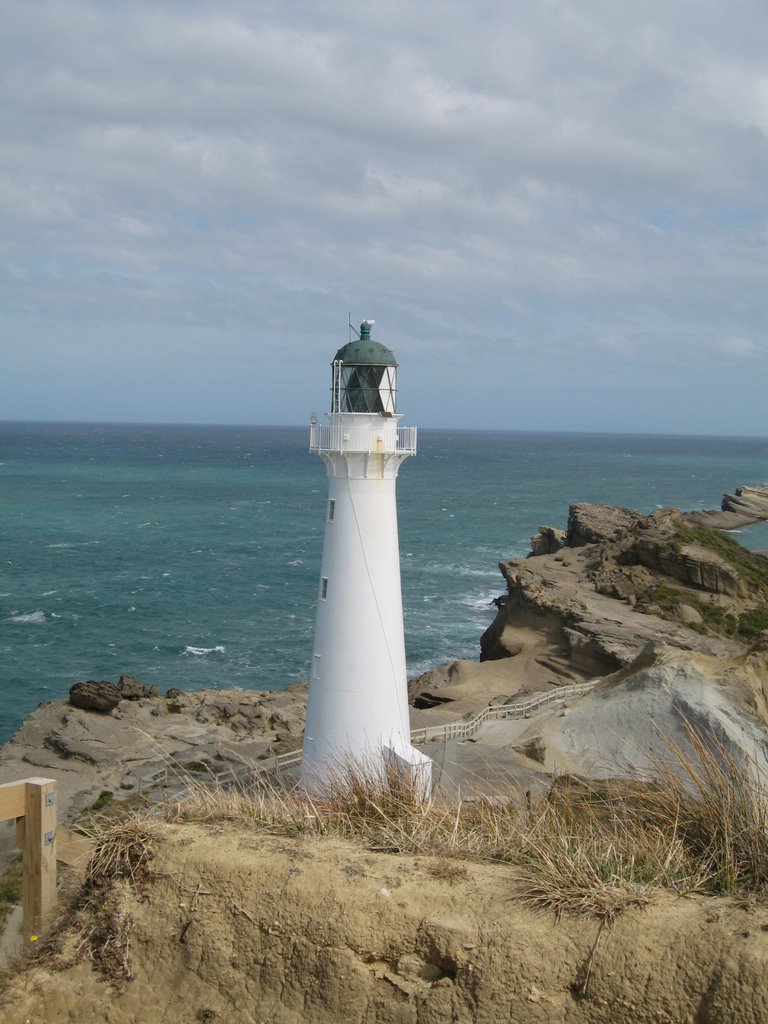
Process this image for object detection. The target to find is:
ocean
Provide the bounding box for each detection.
[1,422,767,745]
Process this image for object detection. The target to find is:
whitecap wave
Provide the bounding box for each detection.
[48,540,101,549]
[184,645,226,657]
[288,559,304,566]
[9,610,46,624]
[459,593,500,612]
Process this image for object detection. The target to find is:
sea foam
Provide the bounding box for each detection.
[9,610,46,624]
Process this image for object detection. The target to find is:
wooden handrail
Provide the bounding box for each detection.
[0,778,95,946]
[408,680,597,745]
[249,681,599,773]
[0,777,58,940]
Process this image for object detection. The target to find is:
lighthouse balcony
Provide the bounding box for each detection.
[310,423,417,456]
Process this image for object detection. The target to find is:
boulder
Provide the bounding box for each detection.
[676,604,704,626]
[118,673,148,700]
[68,680,122,712]
[529,525,566,556]
[567,503,644,547]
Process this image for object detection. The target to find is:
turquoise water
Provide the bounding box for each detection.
[1,422,766,744]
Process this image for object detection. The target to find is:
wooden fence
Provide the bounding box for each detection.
[408,679,597,744]
[0,777,92,943]
[253,679,598,774]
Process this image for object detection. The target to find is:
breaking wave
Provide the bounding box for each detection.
[8,610,47,624]
[183,645,226,657]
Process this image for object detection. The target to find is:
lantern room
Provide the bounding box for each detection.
[331,320,398,415]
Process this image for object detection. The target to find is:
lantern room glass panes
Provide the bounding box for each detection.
[337,363,397,414]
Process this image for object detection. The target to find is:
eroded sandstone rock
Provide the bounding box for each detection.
[530,525,566,556]
[567,503,644,547]
[722,483,768,519]
[483,504,764,672]
[118,673,149,700]
[68,680,122,712]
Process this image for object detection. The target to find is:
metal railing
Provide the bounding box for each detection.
[309,423,417,455]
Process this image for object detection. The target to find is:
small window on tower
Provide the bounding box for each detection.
[321,577,328,599]
[328,499,335,522]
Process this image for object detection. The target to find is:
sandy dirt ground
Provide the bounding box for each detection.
[3,826,768,1024]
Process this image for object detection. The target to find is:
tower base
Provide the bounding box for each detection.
[300,740,433,804]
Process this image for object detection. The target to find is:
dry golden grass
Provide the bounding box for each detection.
[82,724,768,923]
[83,812,159,890]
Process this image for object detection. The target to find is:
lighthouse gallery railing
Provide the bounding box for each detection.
[310,423,417,455]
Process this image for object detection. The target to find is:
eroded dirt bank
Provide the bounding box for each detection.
[3,826,768,1024]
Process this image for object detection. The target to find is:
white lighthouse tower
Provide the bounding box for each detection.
[301,321,432,796]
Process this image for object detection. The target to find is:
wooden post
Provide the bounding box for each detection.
[21,778,57,940]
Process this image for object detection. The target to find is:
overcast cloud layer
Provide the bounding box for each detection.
[1,0,767,433]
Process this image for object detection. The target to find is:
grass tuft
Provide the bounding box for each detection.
[83,811,159,891]
[68,723,768,925]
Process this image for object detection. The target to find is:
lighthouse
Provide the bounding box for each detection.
[301,321,433,796]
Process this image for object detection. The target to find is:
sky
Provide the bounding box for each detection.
[1,1,767,435]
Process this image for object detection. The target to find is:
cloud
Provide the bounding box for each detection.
[716,336,760,358]
[1,0,767,432]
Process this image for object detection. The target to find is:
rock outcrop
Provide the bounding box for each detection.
[68,680,122,712]
[510,641,768,780]
[566,503,644,547]
[722,483,768,519]
[529,525,566,556]
[482,504,768,673]
[68,675,160,710]
[0,682,307,870]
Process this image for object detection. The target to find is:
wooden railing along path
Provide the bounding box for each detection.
[409,679,596,744]
[249,678,598,775]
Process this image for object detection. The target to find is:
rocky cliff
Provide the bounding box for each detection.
[721,482,768,519]
[480,503,768,675]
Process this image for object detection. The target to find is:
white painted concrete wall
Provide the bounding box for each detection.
[301,412,432,793]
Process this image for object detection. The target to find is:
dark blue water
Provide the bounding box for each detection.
[1,422,766,743]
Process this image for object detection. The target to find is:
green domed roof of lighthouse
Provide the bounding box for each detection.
[333,321,397,366]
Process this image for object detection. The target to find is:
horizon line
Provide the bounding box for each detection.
[0,418,766,442]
